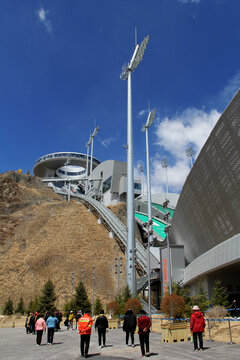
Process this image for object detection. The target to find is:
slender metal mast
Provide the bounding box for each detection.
[142,108,156,317]
[120,34,149,295]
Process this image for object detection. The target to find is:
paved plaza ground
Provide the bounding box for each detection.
[0,327,240,360]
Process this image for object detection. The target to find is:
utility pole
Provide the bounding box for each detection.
[92,265,95,316]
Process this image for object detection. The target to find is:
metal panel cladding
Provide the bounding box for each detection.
[170,90,240,264]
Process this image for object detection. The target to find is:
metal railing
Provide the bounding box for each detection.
[56,190,148,273]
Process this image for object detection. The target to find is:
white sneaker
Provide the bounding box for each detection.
[132,344,134,348]
[99,345,102,349]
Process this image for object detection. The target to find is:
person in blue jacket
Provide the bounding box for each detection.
[46,313,59,344]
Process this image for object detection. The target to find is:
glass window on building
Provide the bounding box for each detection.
[134,183,141,190]
[102,176,112,193]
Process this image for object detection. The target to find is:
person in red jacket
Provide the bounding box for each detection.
[78,310,93,358]
[137,310,151,357]
[190,305,205,351]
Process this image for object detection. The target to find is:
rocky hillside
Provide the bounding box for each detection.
[0,172,126,310]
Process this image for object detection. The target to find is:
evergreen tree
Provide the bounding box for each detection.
[73,281,91,313]
[115,294,125,315]
[193,282,210,313]
[94,297,103,315]
[3,298,14,315]
[122,285,131,302]
[27,299,34,314]
[15,296,25,315]
[211,280,229,307]
[39,280,57,313]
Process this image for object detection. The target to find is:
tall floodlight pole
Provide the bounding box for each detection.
[90,126,99,175]
[120,35,149,295]
[142,108,156,318]
[85,134,92,195]
[115,256,123,297]
[186,147,194,168]
[138,164,144,197]
[163,201,172,296]
[161,158,169,200]
[92,265,95,316]
[71,271,75,299]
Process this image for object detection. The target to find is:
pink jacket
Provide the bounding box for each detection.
[35,318,46,331]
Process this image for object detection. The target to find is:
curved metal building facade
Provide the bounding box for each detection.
[170,90,240,278]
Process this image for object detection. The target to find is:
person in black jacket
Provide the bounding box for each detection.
[95,310,109,348]
[123,309,136,347]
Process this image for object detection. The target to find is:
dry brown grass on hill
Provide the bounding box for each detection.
[0,172,126,310]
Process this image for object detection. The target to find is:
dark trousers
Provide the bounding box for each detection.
[139,332,150,356]
[98,328,106,346]
[47,327,55,344]
[80,334,91,356]
[126,331,134,345]
[193,332,203,350]
[36,330,43,345]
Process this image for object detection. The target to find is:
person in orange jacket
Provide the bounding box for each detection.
[78,310,93,358]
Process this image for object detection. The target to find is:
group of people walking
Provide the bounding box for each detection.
[78,308,151,358]
[123,309,151,357]
[26,305,207,356]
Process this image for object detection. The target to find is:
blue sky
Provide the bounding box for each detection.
[1,0,240,193]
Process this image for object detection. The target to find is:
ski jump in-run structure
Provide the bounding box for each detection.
[55,189,162,295]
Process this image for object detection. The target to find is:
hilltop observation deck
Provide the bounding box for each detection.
[33,152,101,179]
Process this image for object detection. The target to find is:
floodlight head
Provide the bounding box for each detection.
[120,64,128,80]
[120,34,149,80]
[161,158,168,168]
[186,147,194,158]
[92,126,99,138]
[146,108,156,128]
[129,35,149,72]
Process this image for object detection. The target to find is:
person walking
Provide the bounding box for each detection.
[78,310,93,358]
[190,305,205,351]
[76,310,82,329]
[25,313,32,334]
[35,314,46,346]
[231,300,238,318]
[68,311,74,330]
[123,309,137,347]
[95,310,109,348]
[138,309,151,357]
[46,313,59,345]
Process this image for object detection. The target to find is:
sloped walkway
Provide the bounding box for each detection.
[1,327,240,360]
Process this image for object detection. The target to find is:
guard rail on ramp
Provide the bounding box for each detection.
[56,190,152,274]
[137,272,159,293]
[140,298,158,314]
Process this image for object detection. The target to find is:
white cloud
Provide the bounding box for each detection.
[220,71,240,105]
[37,8,52,34]
[178,0,200,4]
[101,137,115,148]
[139,109,147,117]
[138,108,220,194]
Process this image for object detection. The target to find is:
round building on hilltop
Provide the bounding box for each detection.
[33,152,101,179]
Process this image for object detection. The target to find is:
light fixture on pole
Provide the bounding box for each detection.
[90,126,99,175]
[81,269,85,283]
[85,133,92,195]
[161,158,169,200]
[142,108,156,318]
[71,271,75,299]
[115,256,123,297]
[92,265,95,316]
[186,147,194,168]
[120,34,149,295]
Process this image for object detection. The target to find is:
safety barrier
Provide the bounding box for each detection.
[55,190,149,273]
